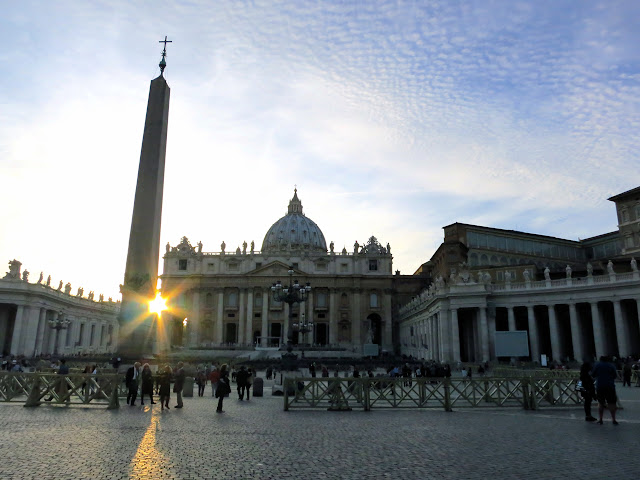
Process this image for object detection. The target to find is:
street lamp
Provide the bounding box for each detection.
[271,267,311,346]
[48,311,71,356]
[292,312,314,347]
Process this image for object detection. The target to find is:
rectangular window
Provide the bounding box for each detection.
[369,259,378,271]
[318,313,326,319]
[207,263,215,271]
[255,262,262,269]
[255,294,263,307]
[178,259,187,271]
[228,263,238,272]
[292,263,299,269]
[316,292,327,307]
[227,292,237,307]
[227,313,235,318]
[255,313,261,318]
[370,293,378,308]
[316,262,327,271]
[340,263,348,273]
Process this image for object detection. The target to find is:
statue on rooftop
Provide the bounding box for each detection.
[242,241,247,255]
[607,260,615,275]
[250,241,255,254]
[64,283,72,295]
[221,241,226,254]
[58,280,63,291]
[46,275,51,287]
[565,265,572,279]
[544,267,550,281]
[22,270,29,282]
[37,272,43,284]
[197,241,203,254]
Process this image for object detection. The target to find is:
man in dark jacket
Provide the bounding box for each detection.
[125,362,141,406]
[174,362,185,408]
[591,356,619,425]
[236,366,248,400]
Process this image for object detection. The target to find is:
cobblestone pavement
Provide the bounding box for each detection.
[1,380,640,480]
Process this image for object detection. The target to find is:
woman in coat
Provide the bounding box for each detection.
[216,364,230,413]
[158,365,172,410]
[140,363,156,406]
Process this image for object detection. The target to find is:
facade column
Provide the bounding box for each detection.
[487,308,496,361]
[438,310,449,361]
[216,290,224,345]
[568,303,583,362]
[478,307,489,362]
[507,306,516,331]
[329,289,337,345]
[590,302,605,359]
[351,290,361,348]
[190,289,200,347]
[306,291,314,345]
[527,306,539,363]
[547,305,562,362]
[47,311,60,354]
[21,306,42,357]
[612,300,629,358]
[261,289,269,346]
[238,290,246,346]
[383,292,393,351]
[450,308,460,363]
[283,303,290,344]
[246,290,254,345]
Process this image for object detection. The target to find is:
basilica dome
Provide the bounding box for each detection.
[261,190,327,253]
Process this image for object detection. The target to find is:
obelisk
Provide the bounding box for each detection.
[118,38,172,357]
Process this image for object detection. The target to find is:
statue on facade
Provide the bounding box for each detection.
[88,291,94,301]
[220,241,226,254]
[342,247,347,255]
[37,272,43,284]
[197,241,203,253]
[4,259,21,280]
[523,269,530,282]
[330,241,334,253]
[483,272,492,284]
[166,242,170,253]
[435,275,445,289]
[64,283,72,295]
[46,275,51,287]
[77,287,84,297]
[387,243,391,254]
[22,270,29,282]
[108,297,113,302]
[504,271,511,283]
[631,257,637,272]
[99,294,104,302]
[607,260,615,275]
[58,280,63,291]
[354,241,359,254]
[250,240,255,254]
[544,267,550,281]
[565,265,572,278]
[365,325,374,344]
[587,262,593,276]
[242,241,247,254]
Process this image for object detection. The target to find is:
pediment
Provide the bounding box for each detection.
[248,261,308,277]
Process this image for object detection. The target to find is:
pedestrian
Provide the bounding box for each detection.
[309,363,316,378]
[591,356,619,425]
[579,361,597,422]
[196,369,206,397]
[45,359,69,402]
[125,362,141,406]
[245,368,253,401]
[322,365,329,377]
[210,366,220,397]
[173,362,185,408]
[140,363,155,405]
[236,366,248,400]
[216,364,231,413]
[622,362,632,387]
[266,366,272,380]
[159,365,171,410]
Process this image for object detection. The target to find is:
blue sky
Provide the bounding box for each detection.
[1,1,639,299]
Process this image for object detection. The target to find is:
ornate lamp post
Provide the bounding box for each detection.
[48,311,71,356]
[271,267,311,346]
[292,312,314,347]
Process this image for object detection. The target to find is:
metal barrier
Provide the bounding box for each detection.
[0,372,122,408]
[283,376,583,412]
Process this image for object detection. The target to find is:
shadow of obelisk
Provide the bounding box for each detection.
[118,40,171,358]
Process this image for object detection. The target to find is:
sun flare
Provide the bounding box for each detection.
[148,293,168,315]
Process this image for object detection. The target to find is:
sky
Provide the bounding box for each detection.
[1,1,639,300]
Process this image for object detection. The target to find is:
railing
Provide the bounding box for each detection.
[283,376,582,412]
[0,372,122,408]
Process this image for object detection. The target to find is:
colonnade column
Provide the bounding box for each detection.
[568,303,583,362]
[22,306,41,357]
[507,306,516,331]
[246,290,254,345]
[527,306,539,363]
[487,308,496,361]
[479,307,489,362]
[329,289,337,345]
[547,305,562,361]
[216,290,224,345]
[612,300,629,358]
[9,305,25,355]
[34,308,47,356]
[438,311,449,361]
[261,289,269,346]
[450,308,460,362]
[383,292,393,351]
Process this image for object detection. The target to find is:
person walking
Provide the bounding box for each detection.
[196,369,207,397]
[210,366,220,397]
[580,361,597,422]
[591,356,619,425]
[173,362,185,408]
[125,362,141,406]
[236,366,248,400]
[158,365,172,411]
[245,368,253,401]
[140,363,155,406]
[622,361,632,387]
[216,364,230,413]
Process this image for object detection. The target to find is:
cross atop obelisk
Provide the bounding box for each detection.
[158,36,172,75]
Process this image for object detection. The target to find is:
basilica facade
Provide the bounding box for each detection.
[159,190,398,352]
